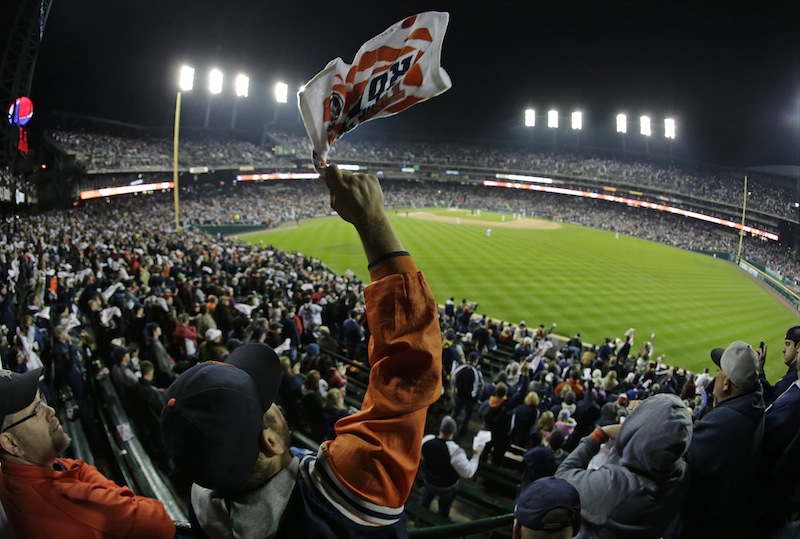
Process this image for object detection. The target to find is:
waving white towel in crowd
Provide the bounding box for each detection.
[298,11,452,172]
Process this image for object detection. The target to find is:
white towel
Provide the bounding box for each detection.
[298,11,452,172]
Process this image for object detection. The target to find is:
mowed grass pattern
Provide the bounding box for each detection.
[239,209,799,380]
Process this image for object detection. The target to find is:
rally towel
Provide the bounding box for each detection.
[298,11,452,172]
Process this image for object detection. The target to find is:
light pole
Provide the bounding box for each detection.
[548,109,558,147]
[524,108,535,145]
[174,65,194,231]
[616,113,627,152]
[204,68,223,128]
[640,115,651,154]
[230,74,249,129]
[261,82,289,148]
[665,118,676,158]
[571,111,582,146]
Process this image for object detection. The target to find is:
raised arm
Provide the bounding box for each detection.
[316,165,442,510]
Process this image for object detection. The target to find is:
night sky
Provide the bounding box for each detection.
[4,0,799,168]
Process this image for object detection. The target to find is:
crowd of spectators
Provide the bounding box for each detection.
[50,129,280,171]
[48,126,799,222]
[1,165,799,536]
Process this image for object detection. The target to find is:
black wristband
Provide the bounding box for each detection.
[367,250,410,269]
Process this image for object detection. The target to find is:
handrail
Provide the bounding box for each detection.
[93,375,189,526]
[56,388,95,466]
[408,513,514,538]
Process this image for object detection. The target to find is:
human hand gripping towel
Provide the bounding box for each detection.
[298,11,452,172]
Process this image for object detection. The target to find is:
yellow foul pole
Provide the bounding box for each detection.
[736,176,747,263]
[173,91,182,231]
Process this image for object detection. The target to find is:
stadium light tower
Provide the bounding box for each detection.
[525,108,536,127]
[640,115,651,154]
[524,109,535,145]
[616,113,627,151]
[571,111,582,146]
[548,109,558,146]
[173,65,195,231]
[261,81,291,148]
[230,73,250,129]
[204,68,224,128]
[665,117,676,158]
[275,82,289,104]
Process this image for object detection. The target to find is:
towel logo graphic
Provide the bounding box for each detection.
[325,52,415,141]
[299,11,452,171]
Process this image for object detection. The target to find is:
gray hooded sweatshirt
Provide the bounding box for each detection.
[555,393,692,539]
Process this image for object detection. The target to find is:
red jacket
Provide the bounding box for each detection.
[0,458,175,538]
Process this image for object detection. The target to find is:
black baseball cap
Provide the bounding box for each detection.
[161,344,281,491]
[0,368,42,428]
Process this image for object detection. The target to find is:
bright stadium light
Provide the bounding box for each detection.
[209,69,223,94]
[665,117,676,139]
[640,116,651,137]
[275,82,289,104]
[616,113,627,134]
[548,110,558,128]
[525,109,536,127]
[179,66,194,92]
[235,74,249,97]
[571,111,582,130]
[231,74,250,129]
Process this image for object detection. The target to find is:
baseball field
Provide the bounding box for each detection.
[238,207,799,380]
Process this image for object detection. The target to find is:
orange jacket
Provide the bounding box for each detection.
[320,256,443,510]
[0,458,175,538]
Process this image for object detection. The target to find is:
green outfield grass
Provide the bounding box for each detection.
[238,209,799,379]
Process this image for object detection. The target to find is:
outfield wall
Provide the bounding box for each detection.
[738,258,800,311]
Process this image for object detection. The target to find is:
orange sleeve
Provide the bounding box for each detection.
[64,461,176,538]
[321,256,442,509]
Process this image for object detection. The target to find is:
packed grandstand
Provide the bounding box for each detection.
[1,121,799,537]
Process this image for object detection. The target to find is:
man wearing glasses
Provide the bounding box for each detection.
[0,367,175,538]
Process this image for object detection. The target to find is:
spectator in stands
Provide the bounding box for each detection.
[321,388,351,441]
[452,351,483,437]
[318,353,348,398]
[212,295,234,340]
[749,334,800,535]
[197,328,228,362]
[537,411,556,441]
[0,367,175,537]
[555,370,585,400]
[549,429,569,468]
[171,312,198,364]
[511,388,541,447]
[277,356,305,431]
[758,326,800,405]
[145,322,175,387]
[480,382,514,466]
[342,309,366,361]
[109,345,138,392]
[419,416,482,518]
[316,325,340,357]
[556,393,692,539]
[513,476,581,539]
[520,427,557,492]
[161,165,442,537]
[302,369,325,442]
[127,360,169,469]
[664,342,764,539]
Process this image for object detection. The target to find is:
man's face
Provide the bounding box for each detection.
[784,339,798,367]
[1,391,71,466]
[266,404,291,451]
[713,369,727,403]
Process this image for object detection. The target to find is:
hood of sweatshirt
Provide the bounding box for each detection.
[616,393,691,479]
[192,457,300,539]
